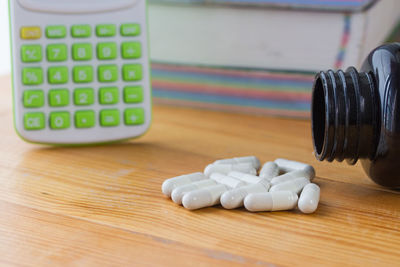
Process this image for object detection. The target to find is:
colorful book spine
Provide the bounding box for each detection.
[148,1,372,118]
[151,63,315,118]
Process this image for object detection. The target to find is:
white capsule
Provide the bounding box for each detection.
[270,169,315,186]
[171,179,218,205]
[220,179,270,209]
[204,163,256,177]
[213,156,260,170]
[227,171,261,184]
[298,183,320,214]
[210,173,247,188]
[162,172,207,197]
[274,158,315,175]
[259,162,280,180]
[182,184,228,210]
[244,191,298,212]
[269,177,310,195]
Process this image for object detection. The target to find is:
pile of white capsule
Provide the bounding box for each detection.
[161,156,320,213]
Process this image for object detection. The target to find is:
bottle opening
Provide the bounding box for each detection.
[311,77,326,157]
[311,68,378,164]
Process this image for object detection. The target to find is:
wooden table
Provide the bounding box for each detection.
[0,75,399,266]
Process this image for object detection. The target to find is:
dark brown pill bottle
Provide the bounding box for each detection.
[311,43,400,188]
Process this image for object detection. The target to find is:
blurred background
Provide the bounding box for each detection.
[147,0,400,118]
[2,0,400,118]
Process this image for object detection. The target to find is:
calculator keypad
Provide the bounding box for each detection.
[46,25,66,39]
[47,44,68,62]
[23,90,44,108]
[124,108,145,125]
[48,66,69,84]
[72,43,92,61]
[96,25,116,37]
[22,67,43,85]
[71,25,91,38]
[48,89,69,107]
[20,27,41,40]
[19,23,145,132]
[120,24,140,37]
[122,64,142,81]
[21,45,42,62]
[74,88,94,106]
[73,65,93,83]
[97,42,117,60]
[98,65,118,83]
[100,109,120,127]
[121,42,141,59]
[124,86,143,103]
[75,110,95,128]
[24,112,45,130]
[50,111,70,130]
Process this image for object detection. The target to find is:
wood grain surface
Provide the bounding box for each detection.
[0,75,399,266]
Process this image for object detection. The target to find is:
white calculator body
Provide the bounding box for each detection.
[9,0,151,145]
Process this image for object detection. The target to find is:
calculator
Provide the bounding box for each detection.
[8,0,152,145]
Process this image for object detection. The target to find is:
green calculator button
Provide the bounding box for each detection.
[99,87,119,105]
[98,65,118,82]
[71,25,91,38]
[72,43,92,61]
[48,66,68,84]
[122,64,142,81]
[50,112,70,129]
[100,109,120,127]
[23,90,44,108]
[24,112,45,130]
[97,42,117,60]
[47,44,67,62]
[120,23,140,36]
[49,89,69,107]
[75,110,95,128]
[74,88,94,106]
[22,67,43,85]
[21,45,42,62]
[124,86,143,103]
[96,24,116,37]
[46,25,66,38]
[73,66,93,83]
[121,42,141,59]
[124,108,145,125]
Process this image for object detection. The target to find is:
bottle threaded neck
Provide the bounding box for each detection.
[311,67,380,164]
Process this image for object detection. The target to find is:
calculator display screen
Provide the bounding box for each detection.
[18,0,138,14]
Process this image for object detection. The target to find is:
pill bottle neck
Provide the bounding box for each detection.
[311,67,380,164]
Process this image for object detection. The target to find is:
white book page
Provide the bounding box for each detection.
[149,4,344,71]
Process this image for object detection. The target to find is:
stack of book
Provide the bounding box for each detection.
[148,0,400,118]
